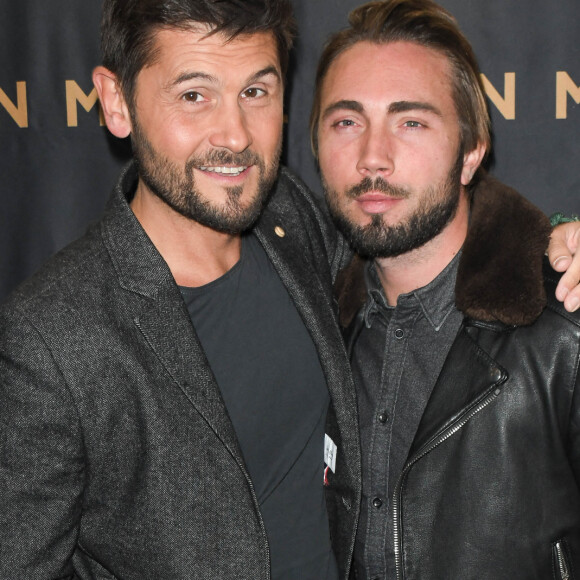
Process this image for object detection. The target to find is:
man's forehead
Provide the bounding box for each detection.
[147,26,282,73]
[322,40,453,102]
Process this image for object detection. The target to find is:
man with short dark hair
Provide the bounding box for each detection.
[0,1,360,578]
[312,0,580,577]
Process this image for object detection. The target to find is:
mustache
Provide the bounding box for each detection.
[189,149,262,168]
[346,177,410,199]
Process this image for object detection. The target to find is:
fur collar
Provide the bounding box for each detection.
[335,173,552,328]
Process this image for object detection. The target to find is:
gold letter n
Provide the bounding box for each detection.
[0,82,28,128]
[480,73,516,120]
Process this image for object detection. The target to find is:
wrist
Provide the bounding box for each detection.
[550,212,580,227]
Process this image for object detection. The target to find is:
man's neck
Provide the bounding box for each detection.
[374,195,469,306]
[130,183,242,288]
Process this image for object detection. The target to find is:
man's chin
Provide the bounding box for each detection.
[185,191,272,235]
[202,212,262,236]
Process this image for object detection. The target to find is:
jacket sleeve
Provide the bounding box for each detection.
[0,308,83,578]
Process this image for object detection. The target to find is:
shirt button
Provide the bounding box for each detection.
[377,411,388,423]
[372,497,383,509]
[394,328,404,339]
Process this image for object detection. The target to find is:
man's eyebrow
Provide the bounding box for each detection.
[321,100,364,122]
[388,100,442,116]
[246,65,282,85]
[167,71,216,89]
[167,66,281,90]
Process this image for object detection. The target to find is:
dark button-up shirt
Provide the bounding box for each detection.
[352,253,463,580]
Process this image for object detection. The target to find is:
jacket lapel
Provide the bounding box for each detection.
[101,164,247,469]
[254,188,360,463]
[134,287,245,464]
[255,210,333,340]
[409,326,507,457]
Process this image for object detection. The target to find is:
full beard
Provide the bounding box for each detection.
[131,118,281,235]
[323,150,464,259]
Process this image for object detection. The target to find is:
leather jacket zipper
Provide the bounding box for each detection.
[392,384,503,580]
[554,541,571,580]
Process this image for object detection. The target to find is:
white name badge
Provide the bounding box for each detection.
[324,433,337,473]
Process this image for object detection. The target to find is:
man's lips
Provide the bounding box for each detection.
[355,192,404,214]
[197,165,252,178]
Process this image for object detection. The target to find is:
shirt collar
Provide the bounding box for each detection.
[363,250,461,331]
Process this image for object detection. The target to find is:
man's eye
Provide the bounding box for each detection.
[182,91,204,102]
[334,119,356,127]
[404,120,422,128]
[242,87,266,99]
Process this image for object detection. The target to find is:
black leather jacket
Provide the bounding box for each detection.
[336,174,580,579]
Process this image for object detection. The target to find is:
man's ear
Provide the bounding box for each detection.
[460,143,486,186]
[92,66,132,139]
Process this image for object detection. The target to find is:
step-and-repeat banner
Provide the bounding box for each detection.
[1,0,579,299]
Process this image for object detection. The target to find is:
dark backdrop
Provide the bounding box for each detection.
[1,0,578,299]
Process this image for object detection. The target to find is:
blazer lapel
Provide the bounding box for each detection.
[254,192,360,460]
[255,212,333,337]
[101,165,247,470]
[134,286,245,465]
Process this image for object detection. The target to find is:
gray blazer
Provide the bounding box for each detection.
[0,164,361,580]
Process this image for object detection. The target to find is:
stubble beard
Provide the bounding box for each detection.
[323,149,465,259]
[131,117,282,235]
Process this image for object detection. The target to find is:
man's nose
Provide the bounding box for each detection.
[356,124,394,178]
[208,99,253,153]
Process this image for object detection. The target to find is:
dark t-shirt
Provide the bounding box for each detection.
[180,233,338,580]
